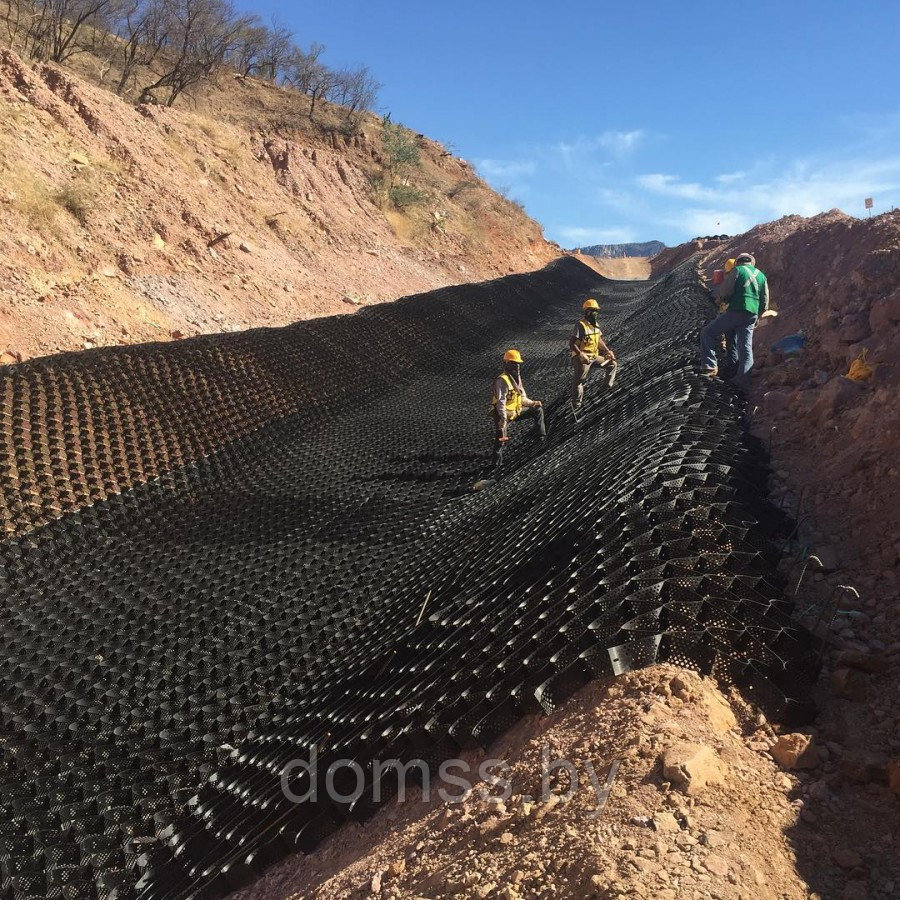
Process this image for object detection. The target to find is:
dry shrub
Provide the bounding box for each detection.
[13,173,58,230]
[53,180,95,224]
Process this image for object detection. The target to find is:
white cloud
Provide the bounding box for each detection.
[636,152,900,238]
[554,130,646,172]
[474,158,536,181]
[558,225,637,246]
[635,173,711,201]
[715,171,746,185]
[597,130,646,155]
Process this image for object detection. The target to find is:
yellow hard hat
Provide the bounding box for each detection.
[503,349,523,364]
[582,298,600,311]
[724,258,736,272]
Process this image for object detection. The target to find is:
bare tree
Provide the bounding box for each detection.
[2,0,32,47]
[24,0,114,63]
[258,18,292,82]
[305,60,335,121]
[137,0,240,106]
[331,64,380,122]
[283,41,324,93]
[111,0,169,95]
[229,15,266,77]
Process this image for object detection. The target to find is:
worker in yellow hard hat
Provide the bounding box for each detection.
[570,298,617,411]
[490,348,545,464]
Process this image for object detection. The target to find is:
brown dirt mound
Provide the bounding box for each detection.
[234,666,823,900]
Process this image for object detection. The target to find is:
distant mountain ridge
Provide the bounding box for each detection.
[572,240,666,258]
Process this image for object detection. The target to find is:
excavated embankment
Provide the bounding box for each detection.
[0,258,818,899]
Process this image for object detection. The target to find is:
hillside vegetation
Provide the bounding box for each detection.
[0,31,555,361]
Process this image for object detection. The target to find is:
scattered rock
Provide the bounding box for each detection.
[841,881,870,900]
[762,389,791,416]
[770,733,820,770]
[807,375,865,424]
[652,812,681,833]
[815,544,840,572]
[387,859,405,877]
[700,830,726,848]
[703,853,729,877]
[239,241,253,253]
[841,752,889,785]
[370,870,383,894]
[661,742,726,794]
[838,313,871,343]
[702,691,738,734]
[869,288,900,331]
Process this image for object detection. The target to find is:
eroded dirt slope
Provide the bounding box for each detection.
[235,667,827,900]
[567,253,650,281]
[0,49,555,362]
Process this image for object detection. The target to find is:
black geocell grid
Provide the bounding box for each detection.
[0,258,819,899]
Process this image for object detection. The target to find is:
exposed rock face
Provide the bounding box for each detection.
[572,240,665,258]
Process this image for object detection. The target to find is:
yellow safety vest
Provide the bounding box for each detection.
[491,372,523,421]
[575,319,602,357]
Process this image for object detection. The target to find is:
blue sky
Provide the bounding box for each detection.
[238,0,900,247]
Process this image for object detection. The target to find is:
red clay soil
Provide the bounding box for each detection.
[0,48,556,363]
[653,209,900,606]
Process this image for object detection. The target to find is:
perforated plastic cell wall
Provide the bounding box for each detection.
[0,257,819,899]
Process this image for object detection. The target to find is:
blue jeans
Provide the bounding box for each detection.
[700,310,757,379]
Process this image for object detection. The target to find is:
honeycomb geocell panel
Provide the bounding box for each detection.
[0,257,818,898]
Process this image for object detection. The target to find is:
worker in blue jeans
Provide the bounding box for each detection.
[699,252,769,386]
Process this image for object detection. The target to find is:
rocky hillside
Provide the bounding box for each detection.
[0,48,556,362]
[653,208,900,602]
[653,212,900,900]
[572,239,664,258]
